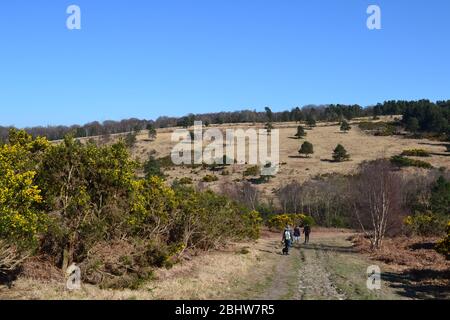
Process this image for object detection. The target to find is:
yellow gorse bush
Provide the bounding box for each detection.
[267,213,315,230]
[129,176,177,228]
[0,130,48,246]
[404,211,445,236]
[1,129,264,279]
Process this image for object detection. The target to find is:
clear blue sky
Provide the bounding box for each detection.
[0,0,449,127]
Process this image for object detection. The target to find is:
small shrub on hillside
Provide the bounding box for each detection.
[157,155,175,168]
[243,165,259,177]
[237,247,250,255]
[178,177,193,185]
[358,121,397,136]
[401,149,431,157]
[390,155,433,169]
[374,126,397,136]
[172,177,193,188]
[248,175,272,185]
[202,174,219,182]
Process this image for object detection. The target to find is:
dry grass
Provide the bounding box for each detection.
[125,119,450,200]
[0,237,277,300]
[146,241,271,300]
[69,118,450,202]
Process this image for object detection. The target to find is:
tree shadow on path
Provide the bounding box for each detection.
[382,269,450,300]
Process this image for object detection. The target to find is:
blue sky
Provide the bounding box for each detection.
[0,0,449,127]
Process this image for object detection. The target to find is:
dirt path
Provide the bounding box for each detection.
[296,244,346,300]
[0,230,412,300]
[255,234,346,300]
[254,230,408,300]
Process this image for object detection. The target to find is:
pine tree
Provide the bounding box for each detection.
[406,117,420,133]
[332,144,350,162]
[299,141,314,158]
[295,125,306,138]
[265,107,274,133]
[340,120,351,133]
[306,116,316,128]
[147,124,157,140]
[125,132,137,148]
[265,122,274,133]
[144,155,164,178]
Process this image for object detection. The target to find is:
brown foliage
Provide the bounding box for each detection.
[0,241,27,276]
[351,233,449,279]
[80,240,157,289]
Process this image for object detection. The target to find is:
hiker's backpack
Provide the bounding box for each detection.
[284,230,291,240]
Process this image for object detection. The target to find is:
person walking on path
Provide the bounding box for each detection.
[282,225,293,254]
[303,224,311,244]
[293,225,301,244]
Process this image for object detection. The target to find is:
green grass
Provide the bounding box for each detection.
[280,249,303,300]
[317,237,408,300]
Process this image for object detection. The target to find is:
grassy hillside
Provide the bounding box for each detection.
[120,118,449,201]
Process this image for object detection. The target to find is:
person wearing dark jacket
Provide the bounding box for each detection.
[293,226,301,244]
[303,224,311,244]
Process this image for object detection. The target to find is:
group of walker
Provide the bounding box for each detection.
[281,224,311,255]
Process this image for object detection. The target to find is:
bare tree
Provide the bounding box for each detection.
[349,160,403,249]
[221,181,259,210]
[277,181,302,213]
